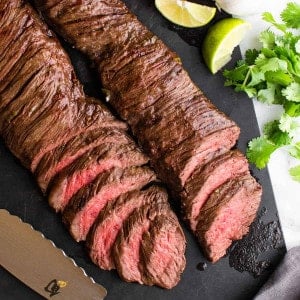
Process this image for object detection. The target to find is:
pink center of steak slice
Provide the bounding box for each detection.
[113,201,170,284]
[196,175,262,263]
[88,191,147,270]
[48,143,148,212]
[88,186,168,271]
[182,150,249,231]
[65,166,155,241]
[117,221,150,283]
[35,127,130,193]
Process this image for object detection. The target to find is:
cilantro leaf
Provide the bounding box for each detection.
[282,82,300,102]
[223,64,248,82]
[279,113,299,135]
[289,165,300,182]
[246,137,279,169]
[257,82,276,104]
[283,100,300,117]
[262,12,287,32]
[248,66,265,86]
[245,49,260,65]
[263,120,292,146]
[259,30,276,49]
[289,142,300,159]
[281,2,300,29]
[256,56,288,73]
[264,71,292,87]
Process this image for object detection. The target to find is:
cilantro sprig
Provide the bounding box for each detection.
[223,2,300,182]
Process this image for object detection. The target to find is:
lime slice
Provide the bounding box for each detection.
[155,0,216,28]
[202,18,251,74]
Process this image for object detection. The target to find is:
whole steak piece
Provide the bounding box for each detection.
[0,0,186,288]
[33,0,262,263]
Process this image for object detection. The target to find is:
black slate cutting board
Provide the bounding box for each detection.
[0,1,286,299]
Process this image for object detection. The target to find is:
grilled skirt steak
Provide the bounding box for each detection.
[196,174,262,263]
[87,186,170,270]
[140,213,186,289]
[49,142,149,212]
[114,201,174,285]
[35,128,132,193]
[181,150,250,231]
[33,0,241,190]
[34,0,263,263]
[0,0,186,288]
[63,166,156,241]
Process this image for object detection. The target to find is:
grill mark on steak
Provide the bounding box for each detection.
[113,201,171,284]
[35,127,132,193]
[140,214,186,289]
[48,142,149,212]
[181,150,250,231]
[87,185,169,270]
[196,174,262,263]
[63,166,156,241]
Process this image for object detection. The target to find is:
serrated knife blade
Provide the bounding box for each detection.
[0,209,107,299]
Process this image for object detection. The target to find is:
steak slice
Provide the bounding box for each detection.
[182,150,249,231]
[48,142,149,212]
[35,127,131,193]
[196,174,262,263]
[87,186,168,270]
[140,213,186,289]
[113,201,171,284]
[63,166,156,241]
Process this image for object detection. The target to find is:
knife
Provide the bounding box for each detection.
[0,209,107,299]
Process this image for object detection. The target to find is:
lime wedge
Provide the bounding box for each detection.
[202,18,251,74]
[155,0,216,28]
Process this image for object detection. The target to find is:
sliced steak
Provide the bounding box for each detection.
[87,186,168,270]
[155,126,240,191]
[48,142,149,212]
[182,150,249,231]
[113,201,171,284]
[196,174,262,263]
[140,214,186,289]
[1,0,187,289]
[34,0,241,193]
[35,127,131,193]
[63,166,156,241]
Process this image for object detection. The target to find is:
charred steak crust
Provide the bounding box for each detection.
[86,186,170,271]
[196,174,262,263]
[63,166,157,242]
[113,201,171,284]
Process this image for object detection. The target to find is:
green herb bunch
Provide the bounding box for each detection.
[224,2,300,181]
